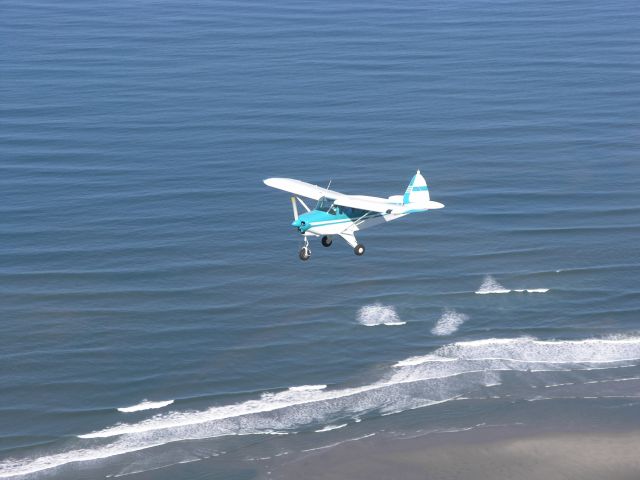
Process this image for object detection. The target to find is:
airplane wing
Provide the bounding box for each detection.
[265,178,445,213]
[333,195,397,213]
[334,195,445,214]
[263,178,343,200]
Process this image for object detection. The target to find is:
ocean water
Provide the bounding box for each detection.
[1,0,640,478]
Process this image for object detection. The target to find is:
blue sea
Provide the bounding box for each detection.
[2,0,640,478]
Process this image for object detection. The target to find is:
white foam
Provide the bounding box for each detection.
[357,303,406,326]
[394,354,457,367]
[475,275,511,294]
[315,423,347,433]
[0,439,169,479]
[77,375,450,440]
[5,335,640,478]
[431,309,469,336]
[475,276,549,295]
[287,385,326,392]
[117,400,174,413]
[301,433,376,452]
[585,376,640,385]
[395,336,640,369]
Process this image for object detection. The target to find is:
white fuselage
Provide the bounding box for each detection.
[301,211,406,237]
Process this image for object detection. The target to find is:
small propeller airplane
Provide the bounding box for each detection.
[264,170,444,260]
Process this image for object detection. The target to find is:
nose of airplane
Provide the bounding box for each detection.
[291,218,307,231]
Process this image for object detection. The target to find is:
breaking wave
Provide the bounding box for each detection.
[118,399,174,413]
[431,309,469,336]
[357,303,406,326]
[475,275,510,294]
[395,336,640,368]
[3,335,640,478]
[287,385,327,392]
[475,275,549,294]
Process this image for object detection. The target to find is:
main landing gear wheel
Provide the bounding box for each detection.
[321,236,332,247]
[354,244,365,256]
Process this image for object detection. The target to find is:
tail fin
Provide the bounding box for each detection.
[403,170,430,205]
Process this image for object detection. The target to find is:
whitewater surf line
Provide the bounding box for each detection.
[3,335,640,478]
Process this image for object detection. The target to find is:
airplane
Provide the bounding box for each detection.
[264,170,444,260]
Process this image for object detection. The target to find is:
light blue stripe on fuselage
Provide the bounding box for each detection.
[295,209,384,231]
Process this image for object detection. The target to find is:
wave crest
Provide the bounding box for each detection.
[118,400,174,413]
[431,309,469,336]
[475,275,511,294]
[475,275,549,294]
[357,303,405,326]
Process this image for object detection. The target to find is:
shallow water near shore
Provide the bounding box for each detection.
[2,0,640,478]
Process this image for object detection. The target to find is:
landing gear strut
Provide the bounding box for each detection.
[321,236,332,247]
[299,237,311,261]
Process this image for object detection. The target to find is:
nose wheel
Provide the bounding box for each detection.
[299,237,311,261]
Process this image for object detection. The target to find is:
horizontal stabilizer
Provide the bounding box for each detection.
[388,201,445,214]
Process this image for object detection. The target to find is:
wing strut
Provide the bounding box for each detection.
[343,211,372,232]
[339,232,358,248]
[296,197,311,212]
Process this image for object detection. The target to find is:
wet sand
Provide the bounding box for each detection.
[267,427,640,480]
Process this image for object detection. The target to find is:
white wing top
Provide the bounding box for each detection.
[263,177,444,213]
[263,178,343,201]
[334,195,444,213]
[333,195,397,213]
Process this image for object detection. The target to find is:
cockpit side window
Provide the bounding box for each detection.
[342,206,367,218]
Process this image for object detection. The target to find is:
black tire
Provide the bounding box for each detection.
[321,236,332,247]
[299,247,311,261]
[354,244,365,256]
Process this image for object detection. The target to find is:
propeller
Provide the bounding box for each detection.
[291,196,299,220]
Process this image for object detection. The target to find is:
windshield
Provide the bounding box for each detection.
[315,197,336,214]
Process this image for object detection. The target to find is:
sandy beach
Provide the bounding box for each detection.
[267,427,640,480]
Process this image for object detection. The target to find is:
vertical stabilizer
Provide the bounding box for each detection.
[403,170,430,205]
